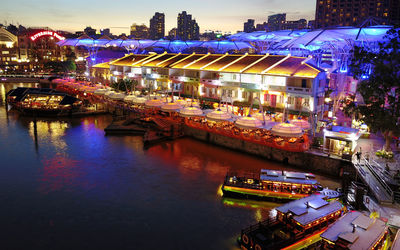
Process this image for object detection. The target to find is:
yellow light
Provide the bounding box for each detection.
[268,91,282,96]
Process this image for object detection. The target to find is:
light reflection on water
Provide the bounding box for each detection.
[0,82,340,250]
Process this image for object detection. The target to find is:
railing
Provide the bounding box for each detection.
[286,86,311,94]
[361,156,394,203]
[0,74,56,78]
[185,120,310,153]
[242,217,278,235]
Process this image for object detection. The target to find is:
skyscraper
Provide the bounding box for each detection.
[255,22,268,31]
[177,11,200,40]
[84,26,96,37]
[168,28,177,40]
[243,19,255,33]
[284,19,307,30]
[267,14,286,31]
[149,12,165,40]
[315,0,400,28]
[130,24,149,39]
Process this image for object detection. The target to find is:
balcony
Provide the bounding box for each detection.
[143,73,169,81]
[200,78,221,86]
[286,86,312,95]
[126,72,142,78]
[267,85,286,92]
[169,75,199,83]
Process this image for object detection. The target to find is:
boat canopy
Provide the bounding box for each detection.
[276,194,343,227]
[260,170,318,185]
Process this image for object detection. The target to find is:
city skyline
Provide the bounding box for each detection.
[1,0,316,34]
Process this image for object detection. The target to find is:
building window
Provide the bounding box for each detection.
[301,79,307,88]
[288,96,294,105]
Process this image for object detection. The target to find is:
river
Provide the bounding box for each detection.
[0,82,339,250]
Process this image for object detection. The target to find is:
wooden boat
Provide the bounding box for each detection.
[222,169,323,201]
[238,194,346,250]
[6,87,82,116]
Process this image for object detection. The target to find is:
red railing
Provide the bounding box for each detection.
[185,120,309,152]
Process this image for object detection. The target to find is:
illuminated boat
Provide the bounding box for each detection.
[6,87,82,116]
[238,194,346,250]
[222,169,323,201]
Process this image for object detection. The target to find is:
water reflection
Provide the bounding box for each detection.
[28,120,69,150]
[38,153,83,194]
[0,82,340,249]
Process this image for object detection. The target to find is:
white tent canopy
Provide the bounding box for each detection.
[271,122,304,137]
[145,99,165,108]
[206,109,233,122]
[290,118,311,130]
[235,116,263,130]
[253,111,272,123]
[179,107,204,117]
[132,96,147,104]
[109,92,126,100]
[160,102,183,112]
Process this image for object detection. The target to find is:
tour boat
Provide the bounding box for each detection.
[238,194,346,250]
[221,169,324,201]
[6,87,82,116]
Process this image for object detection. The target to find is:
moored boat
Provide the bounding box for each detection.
[6,87,82,116]
[238,194,346,250]
[222,169,324,201]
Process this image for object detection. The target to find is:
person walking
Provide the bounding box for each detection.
[356,147,362,163]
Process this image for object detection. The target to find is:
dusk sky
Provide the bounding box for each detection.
[2,0,316,34]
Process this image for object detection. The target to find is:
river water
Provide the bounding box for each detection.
[0,82,339,250]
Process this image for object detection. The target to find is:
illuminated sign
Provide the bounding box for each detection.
[30,31,66,41]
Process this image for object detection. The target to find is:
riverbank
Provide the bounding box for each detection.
[184,125,354,178]
[1,76,40,83]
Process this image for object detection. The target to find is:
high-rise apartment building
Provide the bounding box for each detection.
[255,22,268,31]
[177,11,200,40]
[149,12,165,40]
[315,0,400,28]
[243,19,255,33]
[168,28,177,40]
[267,14,286,31]
[130,24,149,39]
[100,28,111,36]
[84,26,96,37]
[285,19,307,30]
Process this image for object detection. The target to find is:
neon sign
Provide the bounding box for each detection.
[30,31,66,41]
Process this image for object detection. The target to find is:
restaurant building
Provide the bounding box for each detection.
[95,52,327,120]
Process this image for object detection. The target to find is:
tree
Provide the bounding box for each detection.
[111,79,139,93]
[344,29,400,151]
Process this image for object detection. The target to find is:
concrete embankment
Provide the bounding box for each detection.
[184,125,354,178]
[1,77,40,83]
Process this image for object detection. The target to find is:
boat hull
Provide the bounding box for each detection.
[222,185,309,201]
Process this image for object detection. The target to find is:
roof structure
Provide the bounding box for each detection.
[260,170,318,185]
[110,54,156,67]
[105,53,323,78]
[57,38,254,54]
[276,194,343,226]
[229,25,395,55]
[0,27,17,44]
[392,230,400,250]
[321,211,387,250]
[91,62,110,69]
[7,87,78,104]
